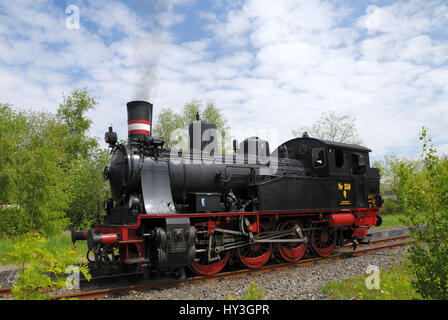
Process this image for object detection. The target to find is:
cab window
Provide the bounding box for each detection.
[335,149,344,168]
[312,148,326,168]
[351,152,366,175]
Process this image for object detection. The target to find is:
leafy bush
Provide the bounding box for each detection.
[0,206,31,236]
[403,128,448,299]
[380,198,402,215]
[1,232,91,300]
[374,154,426,216]
[65,149,110,230]
[228,281,265,300]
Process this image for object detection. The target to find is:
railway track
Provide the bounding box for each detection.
[0,235,413,300]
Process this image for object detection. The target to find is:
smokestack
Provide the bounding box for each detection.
[126,101,153,140]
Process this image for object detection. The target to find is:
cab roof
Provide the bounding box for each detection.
[279,137,372,153]
[319,139,371,153]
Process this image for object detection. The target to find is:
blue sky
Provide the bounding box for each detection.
[1,0,448,161]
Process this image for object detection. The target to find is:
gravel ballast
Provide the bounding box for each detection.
[104,246,409,300]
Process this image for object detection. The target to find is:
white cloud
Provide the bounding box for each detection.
[198,0,448,157]
[1,0,448,158]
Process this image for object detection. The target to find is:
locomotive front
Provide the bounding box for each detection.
[104,100,177,217]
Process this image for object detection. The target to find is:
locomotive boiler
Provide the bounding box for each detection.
[72,100,383,276]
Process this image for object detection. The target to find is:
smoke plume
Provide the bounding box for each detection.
[133,0,174,101]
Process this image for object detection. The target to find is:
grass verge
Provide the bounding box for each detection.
[374,213,408,229]
[320,258,422,300]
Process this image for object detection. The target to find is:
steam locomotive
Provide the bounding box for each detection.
[72,101,383,276]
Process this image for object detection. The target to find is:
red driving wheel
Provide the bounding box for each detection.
[191,251,230,276]
[275,220,307,263]
[311,225,337,257]
[237,221,272,269]
[237,242,272,269]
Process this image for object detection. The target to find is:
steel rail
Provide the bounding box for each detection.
[0,287,11,297]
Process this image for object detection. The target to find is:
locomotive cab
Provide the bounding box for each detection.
[269,136,382,211]
[279,136,373,177]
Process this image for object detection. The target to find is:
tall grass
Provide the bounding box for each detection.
[0,231,88,260]
[373,213,408,229]
[46,232,88,255]
[0,237,14,259]
[320,259,422,300]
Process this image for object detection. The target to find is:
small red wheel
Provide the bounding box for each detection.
[275,220,306,263]
[311,226,337,257]
[191,251,230,276]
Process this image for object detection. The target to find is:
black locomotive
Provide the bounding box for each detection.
[73,101,383,276]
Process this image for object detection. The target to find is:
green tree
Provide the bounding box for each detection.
[0,108,70,236]
[16,111,70,236]
[0,89,109,236]
[153,99,229,150]
[0,104,26,204]
[66,148,111,229]
[292,110,362,145]
[57,88,98,161]
[152,108,183,148]
[0,106,30,235]
[56,88,111,229]
[373,155,425,215]
[402,127,448,299]
[181,99,202,126]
